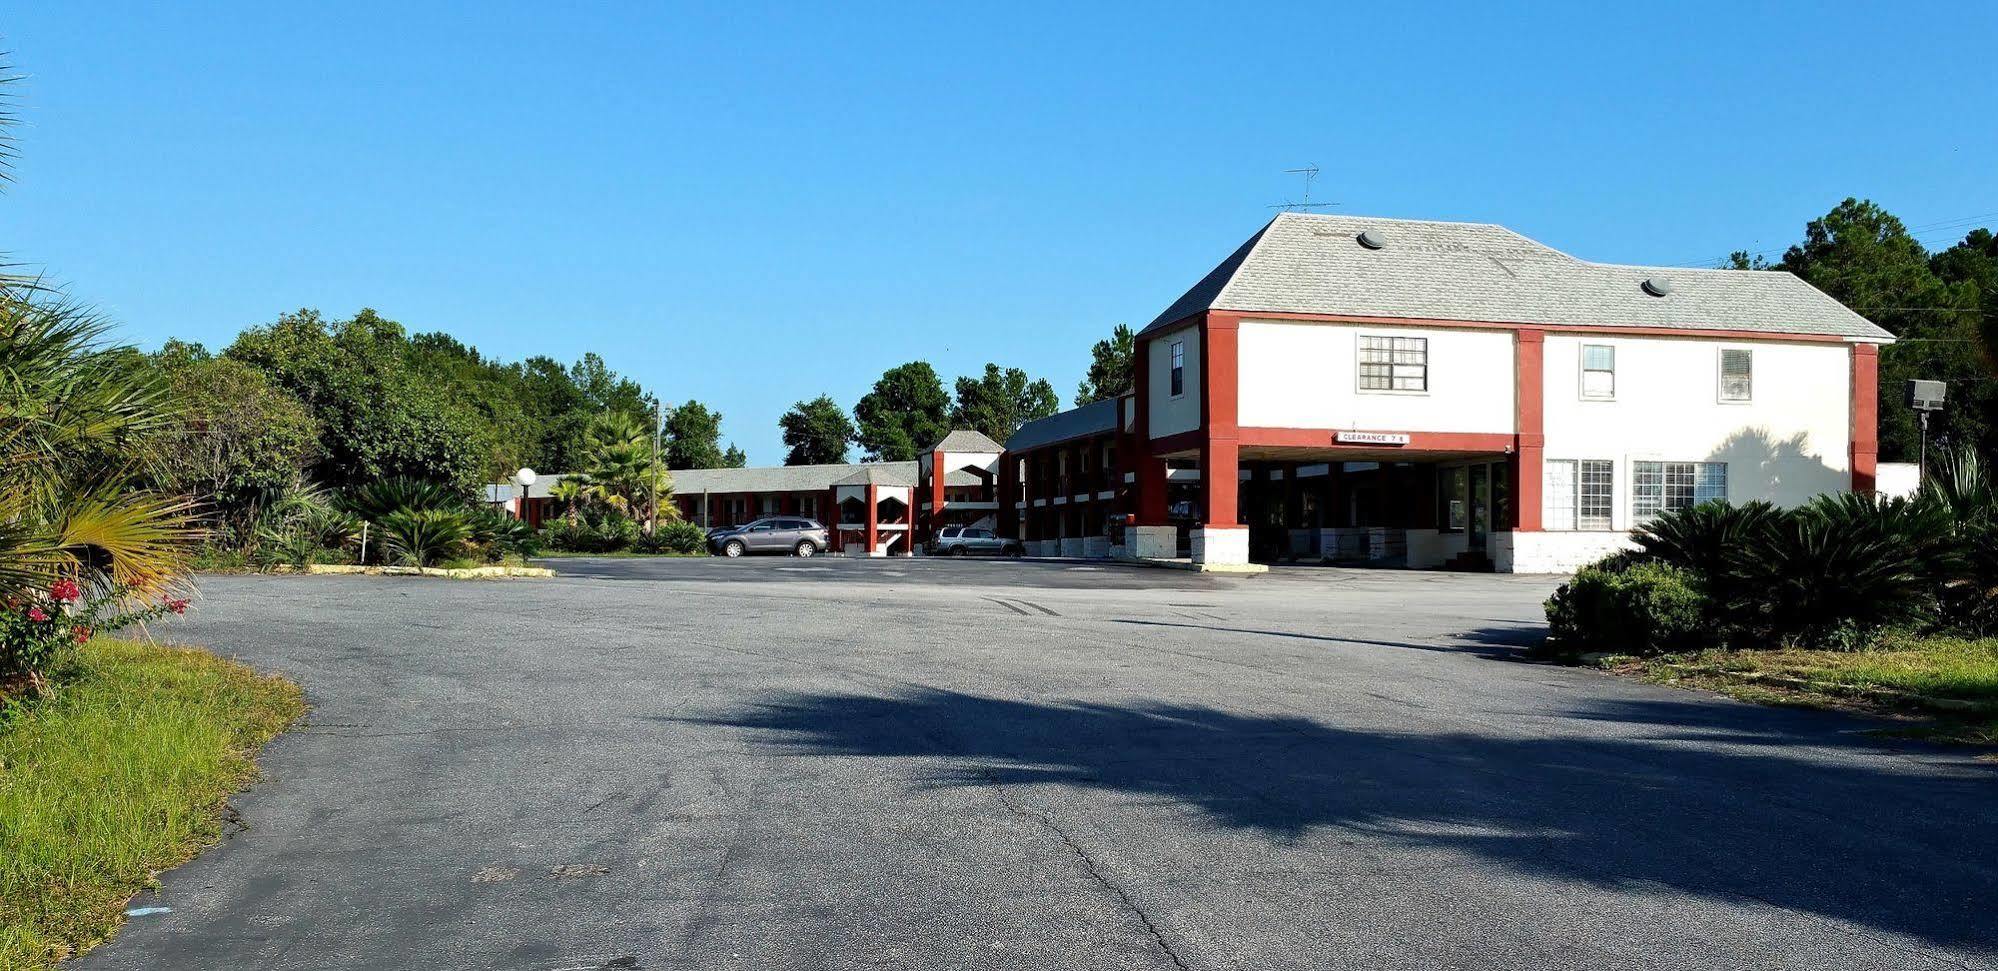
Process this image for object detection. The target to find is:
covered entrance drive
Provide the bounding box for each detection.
[1235,450,1515,569]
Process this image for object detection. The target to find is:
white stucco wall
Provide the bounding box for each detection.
[1541,335,1854,533]
[1876,462,1919,499]
[1236,321,1516,433]
[1147,324,1201,440]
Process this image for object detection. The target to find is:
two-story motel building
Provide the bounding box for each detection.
[505,213,1891,573]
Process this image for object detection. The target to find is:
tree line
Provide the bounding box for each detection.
[777,324,1136,465]
[1728,199,1998,463]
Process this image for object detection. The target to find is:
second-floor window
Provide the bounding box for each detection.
[1581,344,1616,399]
[1169,341,1185,397]
[1719,348,1753,402]
[1359,335,1427,392]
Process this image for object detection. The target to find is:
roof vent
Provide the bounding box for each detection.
[1641,277,1672,297]
[1356,230,1386,250]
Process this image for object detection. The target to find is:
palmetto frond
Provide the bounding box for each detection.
[50,487,201,597]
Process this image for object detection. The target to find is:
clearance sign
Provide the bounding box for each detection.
[1334,431,1411,446]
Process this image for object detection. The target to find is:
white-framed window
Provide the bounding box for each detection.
[1581,344,1616,400]
[1169,341,1185,397]
[1632,461,1728,519]
[1543,459,1615,530]
[1358,335,1428,392]
[1719,348,1753,402]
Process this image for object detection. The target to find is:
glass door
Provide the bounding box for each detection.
[1468,464,1491,550]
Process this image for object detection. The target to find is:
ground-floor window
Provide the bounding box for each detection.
[1440,466,1468,531]
[1545,459,1614,530]
[1632,461,1727,519]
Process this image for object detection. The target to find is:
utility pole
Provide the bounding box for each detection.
[650,398,663,534]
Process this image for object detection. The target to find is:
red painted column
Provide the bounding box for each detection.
[928,448,947,541]
[1513,328,1545,531]
[1199,313,1242,527]
[1130,338,1169,524]
[1851,343,1879,492]
[864,482,879,555]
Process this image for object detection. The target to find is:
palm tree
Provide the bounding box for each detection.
[547,478,586,526]
[0,294,197,599]
[0,71,197,601]
[582,411,675,531]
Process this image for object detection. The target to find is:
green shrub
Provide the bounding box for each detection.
[1730,493,1954,649]
[635,520,706,555]
[465,505,541,562]
[538,510,640,553]
[1545,561,1714,657]
[338,478,463,522]
[376,508,473,567]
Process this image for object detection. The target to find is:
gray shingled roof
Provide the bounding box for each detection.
[1141,213,1891,341]
[1005,398,1120,452]
[931,429,1005,453]
[669,462,908,493]
[663,461,982,493]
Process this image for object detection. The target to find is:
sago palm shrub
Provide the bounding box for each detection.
[1922,446,1998,633]
[338,477,464,523]
[377,508,473,567]
[1729,492,1956,649]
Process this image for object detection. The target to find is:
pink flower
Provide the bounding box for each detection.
[26,606,48,622]
[49,579,82,604]
[164,598,189,615]
[72,625,91,644]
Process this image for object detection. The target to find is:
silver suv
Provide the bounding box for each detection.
[707,518,828,558]
[928,525,1023,557]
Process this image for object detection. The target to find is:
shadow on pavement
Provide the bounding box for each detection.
[680,687,1998,951]
[1109,618,1546,660]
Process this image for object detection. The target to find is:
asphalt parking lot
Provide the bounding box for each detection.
[83,557,1998,970]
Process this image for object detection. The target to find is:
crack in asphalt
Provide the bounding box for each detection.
[982,770,1193,971]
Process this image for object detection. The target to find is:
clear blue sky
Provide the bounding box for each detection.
[7,3,1995,465]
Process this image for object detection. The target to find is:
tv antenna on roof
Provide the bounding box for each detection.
[1270,164,1339,212]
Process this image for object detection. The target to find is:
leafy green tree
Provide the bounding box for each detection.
[149,352,320,540]
[722,443,748,468]
[779,395,855,465]
[854,361,951,461]
[1772,199,1992,463]
[950,364,1059,444]
[225,308,485,489]
[1930,228,1998,375]
[664,400,729,469]
[1074,323,1135,406]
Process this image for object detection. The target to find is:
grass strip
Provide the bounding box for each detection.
[0,639,305,968]
[1606,635,1998,745]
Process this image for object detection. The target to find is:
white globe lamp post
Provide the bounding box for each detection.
[513,468,538,521]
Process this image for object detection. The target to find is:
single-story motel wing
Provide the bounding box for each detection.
[493,212,1896,573]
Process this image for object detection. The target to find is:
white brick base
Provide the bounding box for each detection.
[1191,527,1250,566]
[1498,531,1633,573]
[1130,526,1178,560]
